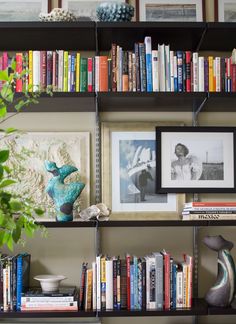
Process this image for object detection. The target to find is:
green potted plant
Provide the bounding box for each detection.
[0,60,51,251]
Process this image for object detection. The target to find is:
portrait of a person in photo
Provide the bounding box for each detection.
[171,143,203,180]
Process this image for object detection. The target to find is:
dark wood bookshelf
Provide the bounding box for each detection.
[0,22,95,51]
[201,22,236,51]
[0,310,96,318]
[39,221,97,228]
[208,305,236,315]
[97,22,206,51]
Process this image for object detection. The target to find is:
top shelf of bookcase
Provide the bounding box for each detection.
[0,22,236,52]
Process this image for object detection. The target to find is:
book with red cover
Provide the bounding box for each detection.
[99,56,108,92]
[126,254,131,310]
[161,250,170,310]
[185,51,191,92]
[16,53,23,92]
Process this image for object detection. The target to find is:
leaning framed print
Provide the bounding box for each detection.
[137,0,205,22]
[156,127,236,193]
[0,0,50,21]
[59,0,127,20]
[101,122,185,220]
[215,0,236,22]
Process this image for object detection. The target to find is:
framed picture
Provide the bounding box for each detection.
[0,0,50,21]
[101,122,185,220]
[215,0,236,22]
[156,127,236,193]
[137,0,205,22]
[59,0,127,20]
[1,132,90,220]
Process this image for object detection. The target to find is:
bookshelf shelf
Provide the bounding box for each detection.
[0,311,96,318]
[208,306,236,315]
[39,221,97,228]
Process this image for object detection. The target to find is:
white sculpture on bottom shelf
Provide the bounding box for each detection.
[79,203,111,221]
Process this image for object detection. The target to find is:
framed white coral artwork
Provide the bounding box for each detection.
[0,0,50,21]
[1,132,90,220]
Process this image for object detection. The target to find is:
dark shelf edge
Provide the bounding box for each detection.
[38,221,97,228]
[97,22,206,28]
[0,311,96,318]
[208,306,236,315]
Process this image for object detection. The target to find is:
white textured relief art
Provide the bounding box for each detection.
[1,132,90,220]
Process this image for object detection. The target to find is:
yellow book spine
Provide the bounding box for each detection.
[76,52,80,92]
[208,56,214,92]
[63,51,68,92]
[28,50,33,92]
[100,256,106,309]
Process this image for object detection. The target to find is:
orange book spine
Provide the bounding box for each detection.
[208,56,214,92]
[99,56,108,92]
[16,53,23,92]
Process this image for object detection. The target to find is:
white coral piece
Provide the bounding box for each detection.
[39,8,78,22]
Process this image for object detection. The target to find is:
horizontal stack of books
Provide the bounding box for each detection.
[80,252,193,311]
[21,287,78,312]
[182,202,236,220]
[1,45,236,93]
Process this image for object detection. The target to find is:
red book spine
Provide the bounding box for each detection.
[232,64,236,92]
[126,254,131,310]
[164,252,170,310]
[189,202,236,207]
[185,51,191,92]
[87,57,93,92]
[2,52,8,70]
[41,51,47,90]
[0,56,3,90]
[16,53,23,92]
[52,51,57,91]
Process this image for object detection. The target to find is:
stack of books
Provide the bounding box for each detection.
[21,287,78,312]
[182,202,236,220]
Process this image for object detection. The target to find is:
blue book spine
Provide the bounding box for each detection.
[130,264,134,310]
[172,263,177,309]
[176,51,183,92]
[133,256,138,309]
[71,54,76,92]
[137,259,142,310]
[16,256,22,311]
[144,37,153,92]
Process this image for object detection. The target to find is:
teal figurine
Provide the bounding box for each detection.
[45,161,85,222]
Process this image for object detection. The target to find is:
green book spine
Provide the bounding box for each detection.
[80,58,88,92]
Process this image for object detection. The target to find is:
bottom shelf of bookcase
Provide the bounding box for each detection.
[0,300,210,318]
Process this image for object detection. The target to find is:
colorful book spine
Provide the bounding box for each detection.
[144,36,153,92]
[80,57,88,92]
[16,53,23,92]
[176,51,183,92]
[101,256,106,310]
[87,57,93,92]
[139,42,147,92]
[63,51,68,92]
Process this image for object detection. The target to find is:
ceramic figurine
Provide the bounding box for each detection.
[39,8,78,22]
[79,203,111,221]
[203,235,236,307]
[45,161,85,221]
[96,2,134,22]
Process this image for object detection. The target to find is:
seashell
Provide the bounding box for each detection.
[39,8,78,22]
[79,205,100,221]
[96,203,111,220]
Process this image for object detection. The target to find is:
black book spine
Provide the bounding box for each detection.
[141,259,146,310]
[139,43,147,92]
[113,259,117,309]
[134,43,141,92]
[120,259,127,309]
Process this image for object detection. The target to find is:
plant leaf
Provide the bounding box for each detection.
[5,127,17,134]
[34,208,44,216]
[0,106,7,118]
[24,223,34,238]
[10,200,22,212]
[3,165,11,174]
[6,235,14,251]
[0,70,9,81]
[0,179,16,188]
[12,225,21,243]
[0,165,3,180]
[0,150,9,163]
[1,87,13,103]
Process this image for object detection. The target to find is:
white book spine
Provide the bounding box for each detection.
[33,50,40,92]
[22,301,78,307]
[95,56,100,92]
[152,50,158,92]
[158,44,166,91]
[193,52,199,92]
[170,50,175,92]
[176,271,183,308]
[105,260,113,310]
[198,57,205,92]
[215,57,221,92]
[182,263,188,308]
[96,255,101,310]
[3,268,7,311]
[165,44,170,92]
[92,261,97,310]
[21,296,75,303]
[58,50,64,92]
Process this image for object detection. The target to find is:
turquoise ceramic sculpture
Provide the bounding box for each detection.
[45,161,85,222]
[203,235,236,307]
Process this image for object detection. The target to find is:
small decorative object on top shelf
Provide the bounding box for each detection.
[215,0,236,22]
[45,161,85,222]
[203,235,236,307]
[39,7,78,21]
[156,126,236,193]
[79,203,111,221]
[34,275,67,293]
[137,0,205,22]
[96,2,134,21]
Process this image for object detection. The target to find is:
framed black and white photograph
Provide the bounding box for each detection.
[156,127,236,193]
[137,0,205,22]
[102,122,185,220]
[215,0,236,22]
[0,0,50,21]
[59,0,127,20]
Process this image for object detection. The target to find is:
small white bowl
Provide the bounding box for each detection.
[34,275,67,292]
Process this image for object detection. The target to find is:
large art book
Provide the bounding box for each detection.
[16,253,31,311]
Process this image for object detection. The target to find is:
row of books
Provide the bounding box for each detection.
[21,287,78,311]
[182,201,236,220]
[80,252,193,311]
[1,46,236,94]
[110,41,236,93]
[0,253,30,311]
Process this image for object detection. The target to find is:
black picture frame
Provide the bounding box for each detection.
[156,126,236,193]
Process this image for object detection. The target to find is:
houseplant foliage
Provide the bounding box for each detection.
[0,60,50,251]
